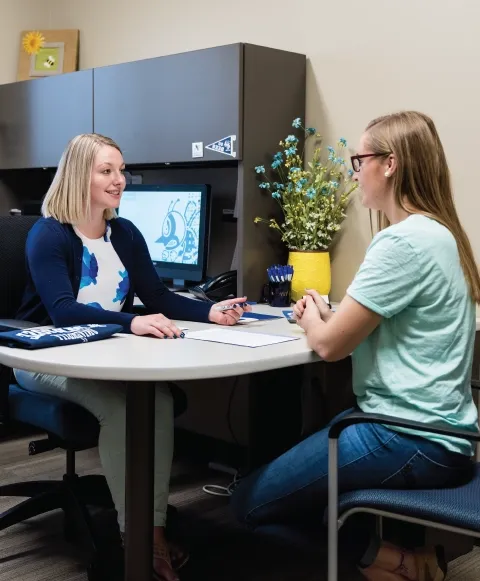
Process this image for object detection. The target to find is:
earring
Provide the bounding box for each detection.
[385,171,390,177]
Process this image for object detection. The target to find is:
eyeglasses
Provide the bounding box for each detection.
[350,153,390,172]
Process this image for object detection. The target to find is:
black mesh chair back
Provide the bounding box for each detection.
[0,215,39,319]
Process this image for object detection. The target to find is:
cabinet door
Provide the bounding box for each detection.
[0,70,94,170]
[93,44,242,164]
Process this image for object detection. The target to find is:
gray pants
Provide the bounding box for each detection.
[14,370,174,532]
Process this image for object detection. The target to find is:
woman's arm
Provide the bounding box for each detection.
[296,232,424,361]
[128,222,212,322]
[298,294,381,361]
[27,223,136,332]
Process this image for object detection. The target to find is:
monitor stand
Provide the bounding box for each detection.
[167,279,188,293]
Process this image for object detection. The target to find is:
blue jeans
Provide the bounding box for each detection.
[231,408,473,564]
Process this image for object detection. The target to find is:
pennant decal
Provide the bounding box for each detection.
[205,135,237,158]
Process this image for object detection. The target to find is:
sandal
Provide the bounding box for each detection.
[153,543,179,581]
[168,541,190,571]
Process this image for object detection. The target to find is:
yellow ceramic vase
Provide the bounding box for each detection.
[288,250,331,302]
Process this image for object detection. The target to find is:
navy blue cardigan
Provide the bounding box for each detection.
[16,217,212,332]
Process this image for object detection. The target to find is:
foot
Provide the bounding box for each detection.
[153,542,179,581]
[360,565,409,581]
[414,546,447,581]
[168,540,189,571]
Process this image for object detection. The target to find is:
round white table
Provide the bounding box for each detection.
[0,306,319,581]
[0,310,316,381]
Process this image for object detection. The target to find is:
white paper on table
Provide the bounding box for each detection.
[184,328,300,348]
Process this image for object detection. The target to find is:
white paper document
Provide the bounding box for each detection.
[185,328,300,348]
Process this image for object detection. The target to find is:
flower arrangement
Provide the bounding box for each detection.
[22,31,45,56]
[254,117,358,251]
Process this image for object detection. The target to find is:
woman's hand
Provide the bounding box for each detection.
[208,296,252,326]
[296,295,322,333]
[305,289,333,322]
[293,289,333,323]
[131,314,183,338]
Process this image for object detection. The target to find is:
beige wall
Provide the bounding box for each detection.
[5,0,480,299]
[0,0,51,86]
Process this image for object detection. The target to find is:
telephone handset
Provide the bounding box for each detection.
[188,270,237,302]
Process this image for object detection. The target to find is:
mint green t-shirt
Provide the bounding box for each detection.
[347,214,478,456]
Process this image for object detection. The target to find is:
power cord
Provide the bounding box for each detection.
[202,466,241,497]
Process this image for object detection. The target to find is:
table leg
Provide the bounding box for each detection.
[246,365,304,471]
[125,381,155,581]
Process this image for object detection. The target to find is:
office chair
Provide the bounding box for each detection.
[0,215,186,580]
[327,380,480,581]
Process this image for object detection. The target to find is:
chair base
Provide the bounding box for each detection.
[0,473,116,554]
[0,471,179,577]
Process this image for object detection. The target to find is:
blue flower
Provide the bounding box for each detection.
[348,169,354,177]
[330,181,340,190]
[273,182,285,190]
[272,192,281,199]
[259,182,270,189]
[298,177,308,187]
[285,146,297,157]
[113,270,130,305]
[80,247,98,289]
[335,157,346,166]
[271,159,281,169]
[328,153,335,162]
[306,187,316,199]
[306,127,316,135]
[321,186,329,195]
[274,151,283,161]
[290,167,301,173]
[292,117,302,128]
[338,138,347,147]
[255,165,265,173]
[285,134,299,144]
[327,146,335,154]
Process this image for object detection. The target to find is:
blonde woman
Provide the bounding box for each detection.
[14,133,250,581]
[231,111,479,581]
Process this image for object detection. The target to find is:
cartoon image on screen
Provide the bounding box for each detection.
[155,197,200,265]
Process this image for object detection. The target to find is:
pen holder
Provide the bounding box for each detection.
[262,281,291,307]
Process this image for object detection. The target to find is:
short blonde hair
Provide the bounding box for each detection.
[42,133,123,224]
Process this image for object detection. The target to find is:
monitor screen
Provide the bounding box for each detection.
[118,184,211,284]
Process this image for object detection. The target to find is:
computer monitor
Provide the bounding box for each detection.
[118,184,211,288]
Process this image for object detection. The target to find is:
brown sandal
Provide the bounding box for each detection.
[153,544,179,581]
[168,542,189,571]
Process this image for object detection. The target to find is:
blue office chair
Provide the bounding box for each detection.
[0,215,186,580]
[327,382,480,581]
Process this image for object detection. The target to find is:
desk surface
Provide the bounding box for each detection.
[0,305,319,382]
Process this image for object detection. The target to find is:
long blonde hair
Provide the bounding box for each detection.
[42,133,123,224]
[366,111,480,304]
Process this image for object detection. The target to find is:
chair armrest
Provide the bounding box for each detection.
[328,410,480,443]
[472,379,480,391]
[0,319,40,332]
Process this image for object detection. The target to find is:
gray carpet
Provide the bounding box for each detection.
[0,434,479,580]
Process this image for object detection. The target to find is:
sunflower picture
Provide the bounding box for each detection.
[22,31,45,55]
[17,29,79,81]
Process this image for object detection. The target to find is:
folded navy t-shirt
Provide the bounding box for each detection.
[0,324,123,350]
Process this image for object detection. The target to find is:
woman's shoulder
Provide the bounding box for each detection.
[28,217,71,241]
[110,217,142,239]
[374,214,454,252]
